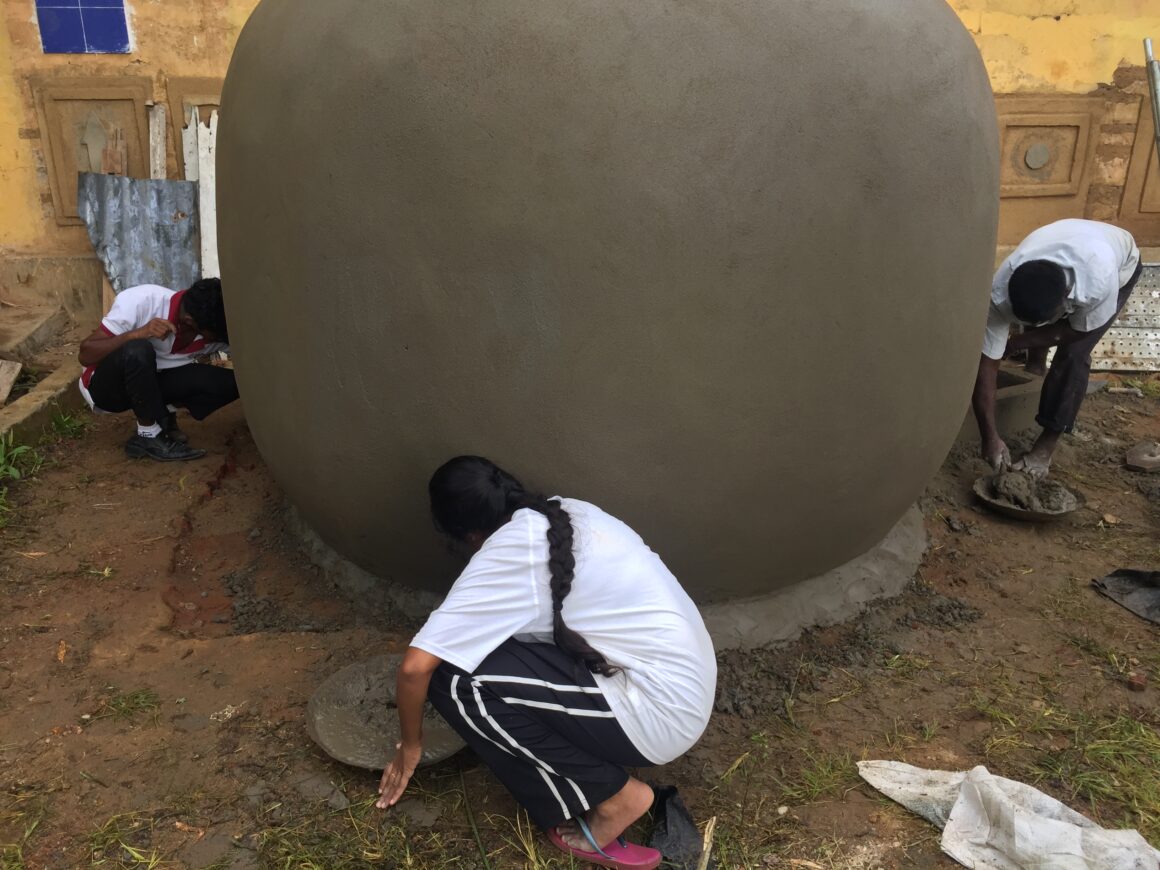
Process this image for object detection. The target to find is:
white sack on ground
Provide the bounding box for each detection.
[858,760,1160,869]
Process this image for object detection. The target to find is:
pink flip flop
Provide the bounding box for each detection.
[547,819,662,870]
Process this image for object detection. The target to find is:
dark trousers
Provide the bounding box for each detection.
[1037,262,1143,433]
[428,639,650,830]
[88,339,239,425]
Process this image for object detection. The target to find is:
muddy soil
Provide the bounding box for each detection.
[1,387,1159,869]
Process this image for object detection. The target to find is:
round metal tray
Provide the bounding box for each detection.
[306,654,466,770]
[972,475,1085,523]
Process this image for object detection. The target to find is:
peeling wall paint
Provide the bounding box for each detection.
[949,1,1160,93]
[0,0,260,259]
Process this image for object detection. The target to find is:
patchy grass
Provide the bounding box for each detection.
[93,688,161,722]
[0,785,49,870]
[776,751,858,804]
[259,796,462,869]
[47,410,87,442]
[0,434,41,483]
[88,812,163,868]
[882,652,933,680]
[973,691,1160,842]
[1123,377,1160,399]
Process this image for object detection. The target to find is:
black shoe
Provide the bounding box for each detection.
[163,412,189,443]
[125,433,206,462]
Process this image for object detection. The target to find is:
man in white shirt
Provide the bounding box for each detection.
[77,279,238,462]
[972,219,1142,478]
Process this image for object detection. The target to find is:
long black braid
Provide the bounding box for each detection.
[429,456,620,677]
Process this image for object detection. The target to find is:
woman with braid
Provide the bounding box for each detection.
[376,456,716,869]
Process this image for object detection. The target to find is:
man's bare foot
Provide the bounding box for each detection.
[558,778,654,851]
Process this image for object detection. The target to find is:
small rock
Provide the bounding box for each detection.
[248,528,262,540]
[395,798,441,827]
[1126,672,1147,692]
[244,782,269,808]
[1126,441,1160,473]
[777,805,789,816]
[945,516,966,533]
[1102,513,1120,526]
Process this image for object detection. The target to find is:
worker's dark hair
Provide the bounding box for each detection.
[429,455,620,677]
[1008,260,1068,325]
[183,278,229,342]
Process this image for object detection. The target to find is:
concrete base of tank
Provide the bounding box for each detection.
[700,506,927,650]
[291,502,927,652]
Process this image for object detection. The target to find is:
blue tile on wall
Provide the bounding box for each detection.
[36,0,129,54]
[36,6,89,54]
[81,7,130,53]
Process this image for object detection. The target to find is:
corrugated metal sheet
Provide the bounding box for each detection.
[1092,263,1160,372]
[77,172,201,294]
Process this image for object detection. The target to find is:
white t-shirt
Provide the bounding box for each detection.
[78,284,229,409]
[410,498,717,765]
[982,220,1140,360]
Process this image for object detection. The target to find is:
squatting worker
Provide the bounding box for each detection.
[973,219,1141,478]
[376,456,717,870]
[77,279,238,462]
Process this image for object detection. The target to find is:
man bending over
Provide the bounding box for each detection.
[973,219,1140,478]
[77,279,238,462]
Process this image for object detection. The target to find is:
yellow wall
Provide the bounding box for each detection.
[0,15,41,252]
[949,0,1160,93]
[0,0,261,257]
[1,0,1158,260]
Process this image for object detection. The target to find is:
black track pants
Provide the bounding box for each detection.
[428,639,651,830]
[1037,261,1143,433]
[88,339,239,424]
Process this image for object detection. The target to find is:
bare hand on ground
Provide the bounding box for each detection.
[376,741,421,809]
[134,318,176,340]
[982,438,1011,473]
[1011,453,1051,480]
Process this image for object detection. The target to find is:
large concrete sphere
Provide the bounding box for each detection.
[218,0,998,603]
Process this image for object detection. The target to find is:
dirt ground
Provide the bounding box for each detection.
[2,384,1159,869]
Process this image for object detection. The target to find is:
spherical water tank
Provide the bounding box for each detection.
[218,0,999,602]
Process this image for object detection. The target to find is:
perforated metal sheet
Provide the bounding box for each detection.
[1092,264,1160,372]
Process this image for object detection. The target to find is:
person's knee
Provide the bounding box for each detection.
[121,339,157,370]
[1048,344,1092,371]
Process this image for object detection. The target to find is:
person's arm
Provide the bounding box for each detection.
[78,319,175,367]
[972,354,1009,471]
[1006,322,1086,352]
[376,646,442,809]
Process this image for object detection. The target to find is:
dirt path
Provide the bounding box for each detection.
[1,390,1158,868]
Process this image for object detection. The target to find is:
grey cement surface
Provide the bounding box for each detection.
[306,654,466,770]
[219,0,999,602]
[701,505,927,650]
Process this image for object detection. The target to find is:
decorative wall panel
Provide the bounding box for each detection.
[1119,101,1160,246]
[995,95,1104,245]
[33,77,151,226]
